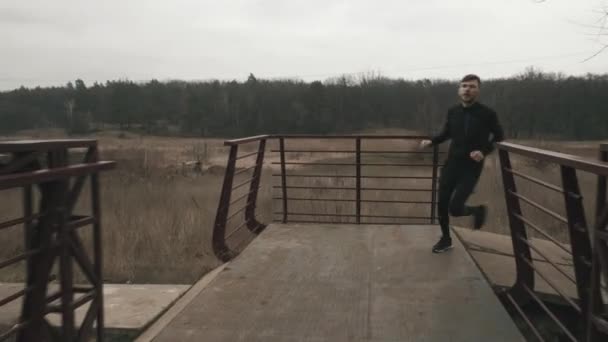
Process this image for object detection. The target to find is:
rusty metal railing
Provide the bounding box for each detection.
[497,141,608,341]
[212,134,443,260]
[212,135,269,262]
[0,140,115,342]
[270,135,442,225]
[212,135,608,340]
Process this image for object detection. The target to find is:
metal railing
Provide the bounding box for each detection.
[271,135,442,225]
[212,135,269,262]
[212,135,608,341]
[212,134,443,261]
[497,141,608,341]
[0,140,115,342]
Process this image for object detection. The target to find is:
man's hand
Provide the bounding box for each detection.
[470,150,484,162]
[419,140,432,149]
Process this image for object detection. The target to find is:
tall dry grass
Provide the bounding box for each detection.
[0,133,604,284]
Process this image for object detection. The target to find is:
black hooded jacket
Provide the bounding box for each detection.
[431,102,504,160]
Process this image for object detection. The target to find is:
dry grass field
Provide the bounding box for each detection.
[0,129,606,284]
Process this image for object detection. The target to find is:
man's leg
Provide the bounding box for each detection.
[433,161,459,253]
[448,163,486,229]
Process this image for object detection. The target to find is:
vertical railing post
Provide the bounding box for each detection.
[498,148,534,302]
[356,138,361,224]
[90,144,105,342]
[589,143,608,341]
[596,144,607,222]
[246,139,267,233]
[212,145,239,262]
[430,144,439,224]
[49,148,76,342]
[279,138,288,224]
[561,165,594,340]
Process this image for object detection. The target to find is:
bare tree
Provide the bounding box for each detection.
[534,1,608,60]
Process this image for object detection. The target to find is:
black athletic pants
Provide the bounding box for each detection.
[437,157,483,238]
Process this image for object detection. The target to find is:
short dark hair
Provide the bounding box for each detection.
[461,74,481,86]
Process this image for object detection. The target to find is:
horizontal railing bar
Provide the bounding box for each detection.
[232,176,258,191]
[512,214,572,256]
[0,161,116,190]
[225,217,259,240]
[67,216,96,230]
[504,293,546,342]
[360,150,446,154]
[272,162,355,166]
[48,291,96,313]
[219,185,262,213]
[71,291,96,310]
[361,175,435,179]
[505,168,564,193]
[271,150,355,153]
[361,199,434,204]
[73,286,95,293]
[362,163,440,167]
[46,290,62,304]
[0,286,31,307]
[509,191,568,224]
[520,255,581,313]
[276,212,356,217]
[273,197,355,202]
[230,192,250,206]
[273,186,356,190]
[0,249,39,269]
[273,219,356,224]
[360,214,431,219]
[273,174,356,178]
[226,203,253,222]
[522,284,577,342]
[275,212,431,220]
[272,134,429,140]
[224,135,270,146]
[271,174,435,179]
[361,187,432,192]
[360,221,429,224]
[498,141,608,176]
[235,151,259,160]
[269,149,444,154]
[0,213,43,230]
[234,165,257,176]
[272,197,433,204]
[0,321,28,342]
[0,139,97,153]
[517,236,577,285]
[271,162,440,167]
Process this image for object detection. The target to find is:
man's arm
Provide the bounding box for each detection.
[430,111,451,146]
[480,110,504,156]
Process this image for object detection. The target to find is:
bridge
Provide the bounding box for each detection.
[0,136,607,341]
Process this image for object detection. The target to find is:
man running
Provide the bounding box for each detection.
[420,74,504,253]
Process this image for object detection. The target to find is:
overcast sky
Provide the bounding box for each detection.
[1,0,607,90]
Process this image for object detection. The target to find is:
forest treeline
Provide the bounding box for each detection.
[1,68,607,139]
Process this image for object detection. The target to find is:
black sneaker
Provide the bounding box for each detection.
[473,205,487,230]
[432,237,453,253]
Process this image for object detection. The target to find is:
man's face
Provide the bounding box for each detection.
[458,80,480,104]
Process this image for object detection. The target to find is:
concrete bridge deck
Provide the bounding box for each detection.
[142,223,524,341]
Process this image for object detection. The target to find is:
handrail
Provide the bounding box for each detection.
[224,135,271,146]
[213,134,441,260]
[272,134,430,139]
[0,140,114,342]
[498,142,608,176]
[213,135,608,341]
[0,139,97,153]
[497,140,608,341]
